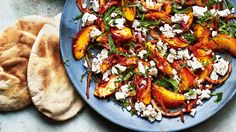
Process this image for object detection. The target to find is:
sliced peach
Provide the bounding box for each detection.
[73,25,96,60]
[137,77,152,105]
[145,42,173,75]
[121,0,136,21]
[100,60,111,74]
[110,27,133,40]
[185,0,195,5]
[198,64,213,82]
[162,35,189,48]
[172,62,196,92]
[164,3,172,14]
[145,11,172,24]
[195,0,204,6]
[208,34,236,56]
[194,24,205,39]
[96,32,109,43]
[94,75,121,98]
[120,57,138,66]
[186,11,193,28]
[152,84,186,108]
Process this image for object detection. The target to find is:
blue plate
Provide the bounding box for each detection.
[60,1,236,131]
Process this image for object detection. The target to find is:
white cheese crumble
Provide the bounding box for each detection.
[115,84,130,100]
[187,57,204,70]
[110,12,118,18]
[199,89,211,100]
[210,70,219,80]
[82,12,97,27]
[148,67,158,77]
[89,27,102,38]
[156,39,168,56]
[134,102,162,122]
[213,58,229,76]
[159,24,175,38]
[190,108,197,117]
[138,62,148,74]
[177,49,191,60]
[91,49,109,73]
[138,50,148,59]
[91,0,99,12]
[102,70,111,81]
[212,31,218,37]
[141,80,147,85]
[192,6,208,18]
[109,18,126,29]
[171,14,190,24]
[217,9,231,17]
[111,64,127,75]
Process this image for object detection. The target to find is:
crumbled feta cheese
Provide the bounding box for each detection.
[177,49,191,60]
[82,12,97,27]
[141,80,147,85]
[210,70,219,80]
[212,31,218,37]
[150,60,156,67]
[83,60,88,68]
[159,24,175,38]
[171,14,190,24]
[135,103,162,122]
[134,102,146,113]
[173,29,183,34]
[126,106,132,111]
[167,54,175,63]
[89,27,102,38]
[138,62,147,74]
[192,6,208,17]
[213,58,229,76]
[102,70,111,81]
[110,12,118,18]
[148,67,158,77]
[115,92,126,100]
[82,3,87,8]
[138,50,148,59]
[231,8,235,14]
[190,108,197,117]
[199,89,211,100]
[156,40,168,56]
[91,0,99,12]
[111,64,127,74]
[210,9,218,16]
[91,49,109,73]
[218,9,231,17]
[187,57,204,70]
[196,99,203,105]
[121,84,130,93]
[184,89,197,100]
[109,18,126,29]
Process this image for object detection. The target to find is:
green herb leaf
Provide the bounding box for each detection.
[163,78,179,92]
[211,91,223,103]
[188,89,195,96]
[73,14,83,21]
[123,71,135,81]
[108,35,128,56]
[80,72,87,82]
[140,20,161,28]
[183,33,196,44]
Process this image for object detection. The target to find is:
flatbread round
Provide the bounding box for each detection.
[27,23,84,121]
[0,16,50,111]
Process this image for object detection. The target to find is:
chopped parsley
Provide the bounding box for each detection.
[183,33,196,44]
[211,91,223,103]
[155,77,179,92]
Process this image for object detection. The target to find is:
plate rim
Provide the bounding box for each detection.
[59,0,236,131]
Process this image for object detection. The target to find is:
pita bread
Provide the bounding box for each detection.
[27,22,84,121]
[0,16,50,111]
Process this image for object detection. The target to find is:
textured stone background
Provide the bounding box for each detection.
[0,0,236,132]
